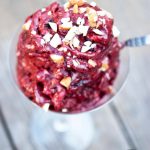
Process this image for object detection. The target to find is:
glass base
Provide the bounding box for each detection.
[30,109,95,150]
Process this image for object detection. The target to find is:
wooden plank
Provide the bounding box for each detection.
[0,42,38,150]
[88,106,131,150]
[106,0,150,149]
[87,0,150,149]
[112,46,150,150]
[0,117,12,150]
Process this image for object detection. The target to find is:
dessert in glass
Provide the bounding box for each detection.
[9,0,129,149]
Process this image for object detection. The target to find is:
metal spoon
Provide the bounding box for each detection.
[124,34,150,47]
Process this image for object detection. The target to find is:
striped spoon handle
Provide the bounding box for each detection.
[124,35,150,47]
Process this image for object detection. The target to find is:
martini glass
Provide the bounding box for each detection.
[8,1,131,150]
[8,26,129,150]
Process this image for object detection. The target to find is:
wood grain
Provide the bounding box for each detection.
[0,115,12,150]
[95,0,150,149]
[105,0,150,149]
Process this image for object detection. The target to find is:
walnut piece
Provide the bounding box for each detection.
[73,4,79,13]
[50,54,64,64]
[60,77,72,89]
[88,59,97,67]
[69,0,84,6]
[100,63,109,71]
[42,103,50,111]
[86,7,98,27]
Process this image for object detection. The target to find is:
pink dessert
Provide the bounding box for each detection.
[17,0,122,113]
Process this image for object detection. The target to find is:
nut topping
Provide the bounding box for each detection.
[79,7,86,13]
[50,33,62,48]
[69,0,84,6]
[18,0,121,113]
[73,4,79,13]
[77,17,85,25]
[60,21,73,30]
[93,29,105,35]
[43,33,52,43]
[62,108,68,112]
[73,59,80,67]
[61,18,70,23]
[48,22,57,32]
[31,30,36,35]
[100,63,109,71]
[60,77,72,89]
[88,59,97,67]
[64,26,78,42]
[78,25,89,36]
[42,103,50,111]
[72,37,80,48]
[50,54,64,64]
[64,2,71,10]
[22,20,32,31]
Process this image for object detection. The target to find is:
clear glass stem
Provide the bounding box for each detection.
[30,108,95,150]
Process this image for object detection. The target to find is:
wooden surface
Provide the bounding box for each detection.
[0,0,150,150]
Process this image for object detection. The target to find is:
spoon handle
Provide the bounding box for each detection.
[124,35,150,47]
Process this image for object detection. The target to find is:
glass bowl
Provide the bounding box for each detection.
[8,27,129,149]
[8,27,130,114]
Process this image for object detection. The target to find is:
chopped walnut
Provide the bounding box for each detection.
[77,0,84,6]
[62,108,68,113]
[61,17,70,23]
[72,37,80,48]
[22,20,32,31]
[69,0,78,5]
[86,7,97,14]
[73,59,80,67]
[78,25,89,36]
[81,45,91,53]
[59,21,73,30]
[50,54,64,64]
[25,44,35,49]
[88,13,97,27]
[100,63,109,71]
[93,29,105,35]
[48,22,57,32]
[50,33,62,48]
[73,4,79,13]
[86,7,98,27]
[79,7,87,13]
[60,77,72,89]
[43,33,52,43]
[108,86,115,94]
[64,26,77,42]
[48,11,52,16]
[84,41,92,46]
[77,17,85,25]
[69,0,84,6]
[42,103,50,111]
[31,30,36,35]
[88,59,97,67]
[64,2,71,10]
